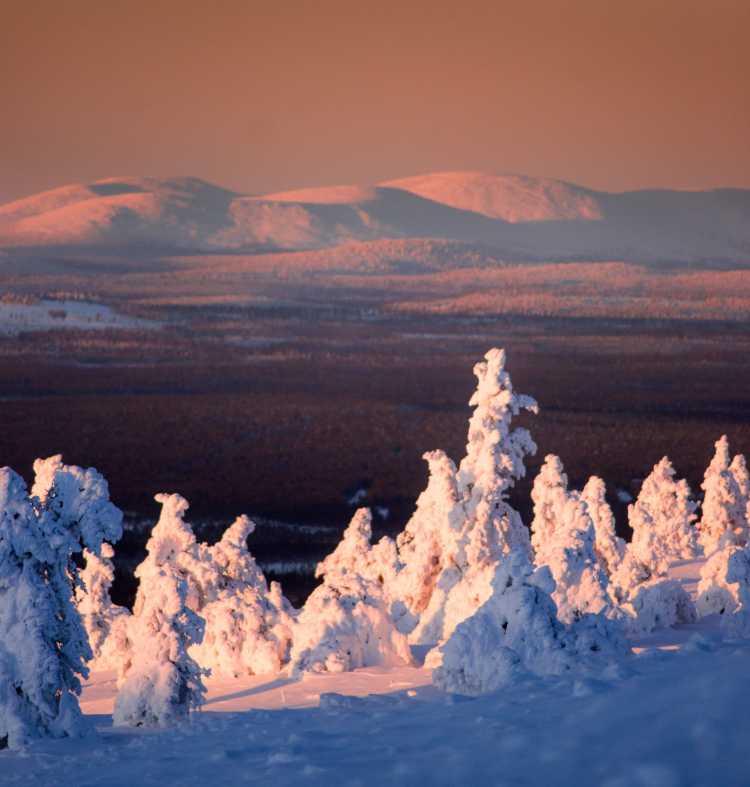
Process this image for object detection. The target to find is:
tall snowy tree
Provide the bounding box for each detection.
[400,348,538,648]
[629,457,699,575]
[114,494,207,727]
[581,476,626,576]
[0,456,123,750]
[699,436,745,554]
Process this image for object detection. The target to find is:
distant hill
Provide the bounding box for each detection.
[1,171,749,264]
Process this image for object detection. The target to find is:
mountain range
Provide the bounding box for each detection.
[2,171,749,264]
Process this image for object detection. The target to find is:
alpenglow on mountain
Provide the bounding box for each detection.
[1,171,749,263]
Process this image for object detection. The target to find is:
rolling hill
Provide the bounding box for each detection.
[1,171,749,264]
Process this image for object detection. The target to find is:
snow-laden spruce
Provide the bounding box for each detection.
[397,348,538,648]
[699,436,746,554]
[191,514,295,677]
[432,552,627,696]
[0,456,122,750]
[288,508,412,676]
[76,544,130,670]
[580,476,626,576]
[114,494,207,727]
[628,457,699,575]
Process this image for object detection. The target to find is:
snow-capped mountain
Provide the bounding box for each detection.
[1,171,749,263]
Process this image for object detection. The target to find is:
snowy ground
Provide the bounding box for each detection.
[3,560,749,786]
[0,299,157,335]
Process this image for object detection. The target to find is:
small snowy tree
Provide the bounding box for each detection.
[699,436,745,554]
[76,544,130,670]
[289,521,412,675]
[581,476,625,576]
[114,494,207,727]
[696,544,747,618]
[431,553,626,696]
[394,450,464,631]
[0,456,123,750]
[401,349,538,648]
[191,515,295,677]
[729,453,749,546]
[540,490,614,623]
[628,457,698,576]
[530,455,569,566]
[622,579,697,637]
[317,508,400,591]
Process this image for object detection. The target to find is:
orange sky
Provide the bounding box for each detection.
[2,0,749,203]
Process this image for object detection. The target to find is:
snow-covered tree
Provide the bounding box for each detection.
[622,579,697,637]
[76,543,130,670]
[190,515,295,677]
[581,476,626,576]
[393,450,464,631]
[399,348,538,648]
[628,457,698,575]
[0,456,123,750]
[729,453,749,546]
[696,545,747,618]
[539,490,614,623]
[114,494,207,727]
[431,553,626,696]
[530,455,569,566]
[699,436,745,554]
[456,348,538,558]
[288,521,412,675]
[317,508,400,591]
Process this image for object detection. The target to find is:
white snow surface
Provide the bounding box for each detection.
[0,299,156,336]
[3,557,750,786]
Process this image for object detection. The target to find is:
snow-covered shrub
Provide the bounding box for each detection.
[191,515,295,677]
[530,454,569,566]
[628,457,698,575]
[581,476,626,576]
[696,545,746,617]
[699,436,745,554]
[621,578,697,637]
[400,348,538,647]
[114,494,207,727]
[431,553,626,696]
[0,456,123,750]
[76,544,130,670]
[540,489,613,623]
[608,548,651,605]
[288,528,412,676]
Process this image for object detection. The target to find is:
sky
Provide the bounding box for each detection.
[2,0,749,203]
